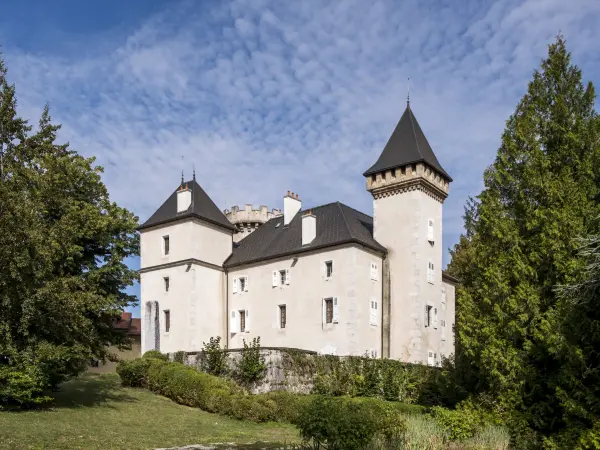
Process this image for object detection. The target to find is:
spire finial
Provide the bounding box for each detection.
[181,170,184,185]
[193,164,196,181]
[407,77,410,107]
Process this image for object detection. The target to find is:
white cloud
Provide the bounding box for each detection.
[3,0,600,272]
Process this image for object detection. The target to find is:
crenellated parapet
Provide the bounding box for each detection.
[366,162,450,203]
[224,204,282,242]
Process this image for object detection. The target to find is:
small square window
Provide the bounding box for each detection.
[164,277,170,292]
[279,270,286,286]
[325,298,333,324]
[239,310,246,333]
[325,261,333,278]
[163,236,170,255]
[279,305,286,329]
[164,310,171,332]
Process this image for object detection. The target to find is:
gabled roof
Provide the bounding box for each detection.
[224,202,387,268]
[138,179,235,232]
[364,104,452,181]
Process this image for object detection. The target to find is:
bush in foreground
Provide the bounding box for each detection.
[296,395,407,449]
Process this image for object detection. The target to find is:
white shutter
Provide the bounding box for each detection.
[428,261,434,284]
[285,269,290,285]
[441,320,447,341]
[427,219,434,242]
[322,298,326,324]
[369,299,377,326]
[370,262,377,280]
[272,271,278,287]
[441,287,447,310]
[244,276,249,292]
[427,351,434,366]
[424,305,430,327]
[232,278,238,294]
[322,261,326,279]
[333,297,339,323]
[230,310,238,333]
[245,309,250,332]
[433,307,438,329]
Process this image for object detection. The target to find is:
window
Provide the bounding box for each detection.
[279,305,286,329]
[441,319,447,341]
[427,261,435,284]
[279,270,286,286]
[370,262,378,281]
[427,219,434,242]
[441,287,447,307]
[239,277,246,292]
[164,310,171,332]
[164,277,170,292]
[325,298,333,324]
[433,307,438,329]
[163,236,170,255]
[427,351,434,366]
[370,299,378,326]
[239,310,246,333]
[325,261,333,278]
[424,304,432,327]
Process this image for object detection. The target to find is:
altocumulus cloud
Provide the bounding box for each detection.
[3,0,600,275]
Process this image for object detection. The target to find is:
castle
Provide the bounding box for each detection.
[138,103,456,365]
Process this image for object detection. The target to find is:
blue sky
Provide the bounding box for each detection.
[2,0,600,317]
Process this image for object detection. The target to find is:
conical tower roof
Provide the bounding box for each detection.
[364,104,451,181]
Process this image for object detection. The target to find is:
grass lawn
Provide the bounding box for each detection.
[0,373,300,450]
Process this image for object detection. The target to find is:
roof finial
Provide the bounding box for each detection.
[181,170,184,185]
[407,77,410,107]
[193,164,196,181]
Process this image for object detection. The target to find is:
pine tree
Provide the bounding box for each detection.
[448,35,600,443]
[0,52,139,405]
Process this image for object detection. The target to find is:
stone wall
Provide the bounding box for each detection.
[173,347,318,394]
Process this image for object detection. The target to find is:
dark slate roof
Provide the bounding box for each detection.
[224,202,387,267]
[138,179,235,232]
[364,104,452,181]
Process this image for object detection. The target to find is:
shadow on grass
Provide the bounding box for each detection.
[46,373,137,409]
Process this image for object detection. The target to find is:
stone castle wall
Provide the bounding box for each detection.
[224,204,282,243]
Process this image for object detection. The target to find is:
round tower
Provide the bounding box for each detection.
[224,204,282,243]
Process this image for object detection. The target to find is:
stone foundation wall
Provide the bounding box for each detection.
[171,347,318,394]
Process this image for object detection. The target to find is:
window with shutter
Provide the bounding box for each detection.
[232,278,238,294]
[272,271,278,287]
[424,304,432,327]
[433,307,438,329]
[370,262,378,281]
[369,299,378,326]
[427,351,434,366]
[427,261,435,284]
[279,270,286,286]
[427,219,434,242]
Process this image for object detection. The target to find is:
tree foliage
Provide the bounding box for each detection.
[447,35,600,445]
[0,52,139,405]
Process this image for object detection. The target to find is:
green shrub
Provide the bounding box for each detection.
[258,391,317,424]
[429,405,483,441]
[116,358,152,387]
[225,395,277,423]
[296,396,406,449]
[0,365,52,407]
[234,337,266,385]
[173,351,186,364]
[197,336,229,376]
[142,350,168,361]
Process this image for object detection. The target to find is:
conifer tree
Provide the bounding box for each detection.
[0,52,139,405]
[448,35,600,443]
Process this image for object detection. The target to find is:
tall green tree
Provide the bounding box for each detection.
[0,52,139,405]
[447,35,600,445]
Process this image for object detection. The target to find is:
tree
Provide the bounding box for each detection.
[0,52,139,405]
[447,35,600,444]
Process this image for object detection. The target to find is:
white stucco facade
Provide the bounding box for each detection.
[227,244,382,356]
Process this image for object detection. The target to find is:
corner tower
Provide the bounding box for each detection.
[364,103,451,364]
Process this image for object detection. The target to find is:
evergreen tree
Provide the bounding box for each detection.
[0,52,139,405]
[447,35,600,444]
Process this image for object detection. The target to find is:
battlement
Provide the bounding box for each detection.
[366,162,449,202]
[224,204,282,242]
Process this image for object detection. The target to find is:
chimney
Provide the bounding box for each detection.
[302,210,316,245]
[177,182,192,213]
[283,191,301,225]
